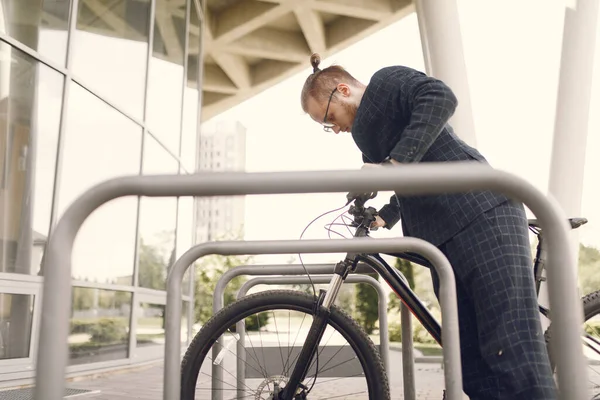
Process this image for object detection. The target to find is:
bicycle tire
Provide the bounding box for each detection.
[180,289,390,400]
[544,289,600,370]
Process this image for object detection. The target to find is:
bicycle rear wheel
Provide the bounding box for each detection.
[545,290,600,398]
[181,289,390,399]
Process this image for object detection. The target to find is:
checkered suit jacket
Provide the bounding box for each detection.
[351,66,509,246]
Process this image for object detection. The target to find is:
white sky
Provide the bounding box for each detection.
[30,0,600,279]
[204,0,600,265]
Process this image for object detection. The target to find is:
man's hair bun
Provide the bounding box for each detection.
[310,53,321,73]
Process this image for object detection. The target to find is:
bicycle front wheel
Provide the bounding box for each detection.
[181,289,390,400]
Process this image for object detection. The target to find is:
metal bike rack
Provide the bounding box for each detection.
[170,238,460,399]
[210,263,415,399]
[231,274,388,400]
[33,164,586,400]
[211,264,391,379]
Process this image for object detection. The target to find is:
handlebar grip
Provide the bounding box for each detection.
[346,191,378,204]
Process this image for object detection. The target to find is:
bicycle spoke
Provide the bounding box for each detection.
[271,310,286,374]
[255,313,271,392]
[282,313,308,377]
[199,370,258,397]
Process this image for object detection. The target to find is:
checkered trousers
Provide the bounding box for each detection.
[430,200,557,400]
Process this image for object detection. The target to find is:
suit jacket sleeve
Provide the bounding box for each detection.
[359,153,402,228]
[377,67,458,229]
[389,67,458,163]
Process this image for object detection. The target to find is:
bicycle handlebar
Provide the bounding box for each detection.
[346,191,379,234]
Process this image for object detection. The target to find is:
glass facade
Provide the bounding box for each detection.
[0,0,200,380]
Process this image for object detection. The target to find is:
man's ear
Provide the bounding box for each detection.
[336,83,351,97]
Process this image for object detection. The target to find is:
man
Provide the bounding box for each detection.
[300,53,556,400]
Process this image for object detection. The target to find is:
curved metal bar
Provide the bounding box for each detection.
[34,164,583,400]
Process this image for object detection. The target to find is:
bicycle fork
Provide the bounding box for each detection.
[278,260,352,399]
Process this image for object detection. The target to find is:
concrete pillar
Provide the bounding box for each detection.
[414,0,477,147]
[535,0,600,324]
[547,0,599,287]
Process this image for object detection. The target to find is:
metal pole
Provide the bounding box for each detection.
[34,164,583,400]
[401,303,416,400]
[414,0,477,147]
[233,275,389,399]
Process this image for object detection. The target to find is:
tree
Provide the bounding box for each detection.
[137,230,176,290]
[193,253,253,325]
[388,258,416,313]
[354,273,379,334]
[578,243,600,295]
[396,258,415,289]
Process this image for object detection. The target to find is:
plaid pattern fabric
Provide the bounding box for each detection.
[350,66,555,398]
[430,201,556,400]
[351,66,508,246]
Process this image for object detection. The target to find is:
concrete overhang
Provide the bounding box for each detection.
[43,0,414,121]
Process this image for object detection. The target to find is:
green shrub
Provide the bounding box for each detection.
[88,318,128,343]
[229,312,270,332]
[387,321,437,345]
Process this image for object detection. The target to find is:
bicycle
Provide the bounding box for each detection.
[180,191,600,399]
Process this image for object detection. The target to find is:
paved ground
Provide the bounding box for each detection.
[67,349,453,399]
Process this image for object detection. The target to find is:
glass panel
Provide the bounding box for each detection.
[0,0,71,66]
[180,2,200,172]
[0,292,34,359]
[0,43,62,275]
[69,287,132,365]
[196,122,247,243]
[135,300,189,350]
[71,0,150,119]
[57,83,141,284]
[137,135,177,290]
[145,0,185,154]
[136,302,164,348]
[177,195,193,295]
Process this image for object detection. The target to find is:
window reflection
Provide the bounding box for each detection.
[135,301,189,351]
[145,0,185,154]
[137,135,177,290]
[72,0,150,119]
[136,302,164,348]
[58,83,141,284]
[0,43,62,275]
[0,292,34,359]
[69,287,132,365]
[180,2,200,172]
[0,0,70,66]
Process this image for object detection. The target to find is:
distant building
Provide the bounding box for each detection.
[195,120,246,243]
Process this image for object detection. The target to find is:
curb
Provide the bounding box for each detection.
[388,343,443,364]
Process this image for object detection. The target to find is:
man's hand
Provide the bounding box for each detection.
[362,159,401,169]
[371,215,386,229]
[361,163,382,169]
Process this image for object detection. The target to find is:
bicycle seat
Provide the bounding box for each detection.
[527,217,588,230]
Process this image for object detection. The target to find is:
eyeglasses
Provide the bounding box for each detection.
[322,87,337,132]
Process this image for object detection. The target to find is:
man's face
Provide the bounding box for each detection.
[306,84,358,134]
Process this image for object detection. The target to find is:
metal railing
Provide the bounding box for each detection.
[167,236,461,398]
[33,164,586,400]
